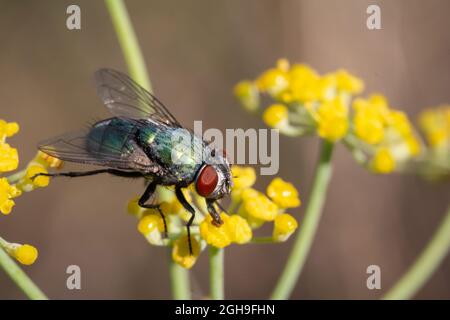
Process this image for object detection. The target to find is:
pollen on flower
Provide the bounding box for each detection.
[172,235,200,269]
[200,213,232,248]
[263,104,289,128]
[13,244,38,265]
[256,68,289,97]
[273,213,298,242]
[418,106,450,148]
[372,148,396,174]
[266,177,301,209]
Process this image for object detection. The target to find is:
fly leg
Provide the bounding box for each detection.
[175,186,196,255]
[138,182,168,238]
[206,199,224,227]
[31,169,143,180]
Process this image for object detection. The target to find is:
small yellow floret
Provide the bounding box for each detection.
[372,148,395,173]
[266,177,301,209]
[172,235,200,269]
[273,213,298,242]
[13,244,38,265]
[263,104,289,128]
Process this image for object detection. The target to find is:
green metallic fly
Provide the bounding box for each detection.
[33,69,233,254]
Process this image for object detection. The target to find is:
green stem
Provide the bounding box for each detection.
[104,0,153,92]
[271,140,334,299]
[382,205,450,300]
[0,239,47,300]
[209,246,224,300]
[168,255,191,300]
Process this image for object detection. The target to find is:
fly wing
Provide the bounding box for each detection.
[94,68,182,128]
[38,122,157,173]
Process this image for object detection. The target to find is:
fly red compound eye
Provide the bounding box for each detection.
[196,165,219,197]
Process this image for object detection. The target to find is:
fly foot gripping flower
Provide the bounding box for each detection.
[129,166,302,269]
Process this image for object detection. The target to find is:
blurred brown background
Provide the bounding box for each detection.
[0,0,449,299]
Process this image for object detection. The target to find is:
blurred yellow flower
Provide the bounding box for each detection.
[263,104,289,129]
[233,81,260,112]
[371,148,396,174]
[316,98,349,142]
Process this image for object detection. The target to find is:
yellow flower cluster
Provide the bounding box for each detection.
[234,59,363,141]
[130,166,301,269]
[235,59,423,174]
[351,95,421,174]
[0,118,62,266]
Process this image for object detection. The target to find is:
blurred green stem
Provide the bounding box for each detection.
[169,253,191,300]
[0,238,48,300]
[209,247,224,300]
[104,0,189,299]
[104,0,152,92]
[383,205,450,300]
[271,140,334,299]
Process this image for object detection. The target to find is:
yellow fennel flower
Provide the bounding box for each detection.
[226,215,252,244]
[233,80,260,112]
[12,244,38,265]
[0,177,21,215]
[137,214,165,245]
[267,177,301,209]
[273,213,298,242]
[231,166,256,190]
[36,151,63,169]
[316,98,349,142]
[0,143,19,172]
[0,120,19,140]
[418,106,450,148]
[372,148,396,174]
[238,188,278,222]
[353,104,385,145]
[263,104,289,129]
[200,213,232,248]
[256,66,289,97]
[172,235,200,269]
[334,69,364,95]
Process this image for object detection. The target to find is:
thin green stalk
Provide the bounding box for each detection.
[104,0,188,299]
[168,254,191,300]
[209,246,224,300]
[0,239,47,300]
[104,0,152,92]
[271,140,334,299]
[383,205,450,300]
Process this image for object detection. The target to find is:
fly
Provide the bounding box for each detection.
[33,68,233,254]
